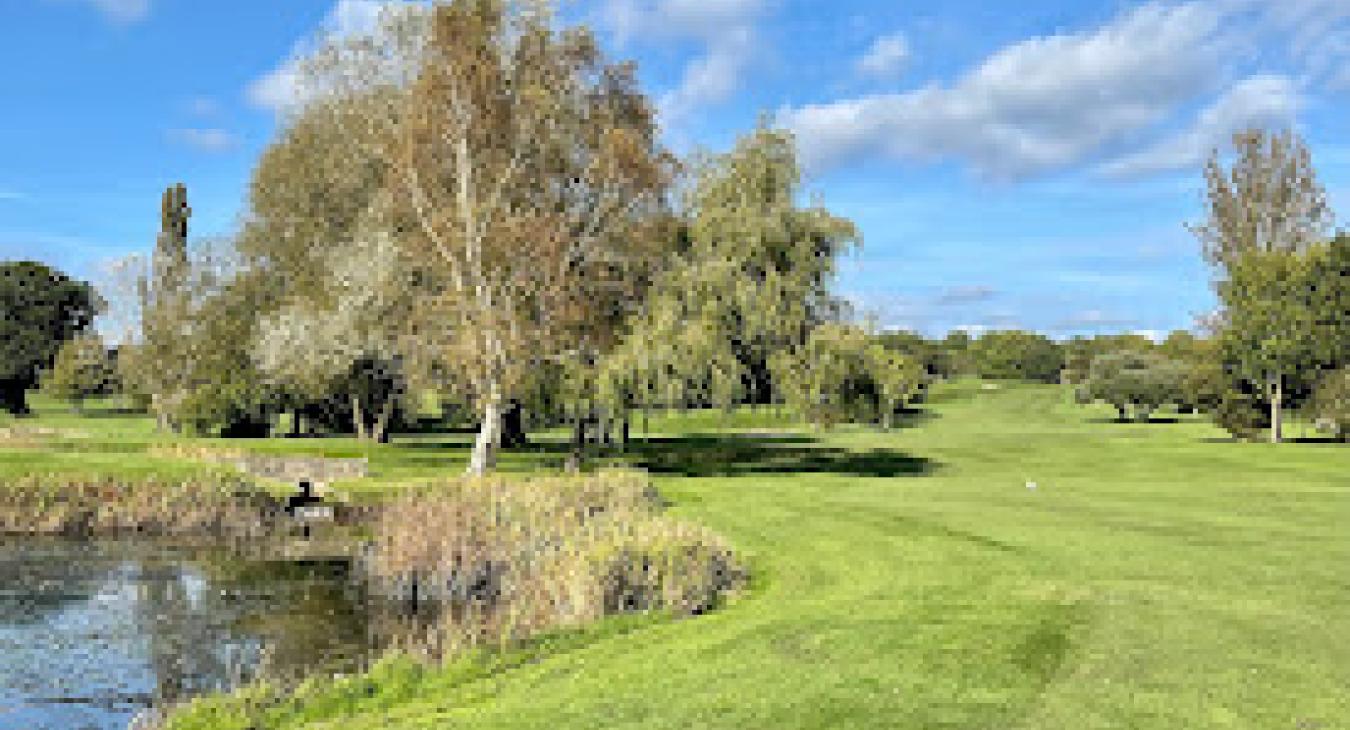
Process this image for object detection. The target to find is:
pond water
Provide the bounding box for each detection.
[0,537,397,729]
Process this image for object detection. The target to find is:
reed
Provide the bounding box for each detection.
[366,470,745,664]
[0,473,286,537]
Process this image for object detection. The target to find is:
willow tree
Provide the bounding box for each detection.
[396,1,674,474]
[597,123,860,427]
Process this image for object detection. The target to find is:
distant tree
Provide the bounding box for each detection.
[1062,333,1155,385]
[1309,367,1350,441]
[41,332,117,412]
[939,330,976,378]
[1078,351,1186,422]
[770,324,923,429]
[876,330,948,380]
[968,330,1063,383]
[0,261,100,415]
[1188,127,1332,271]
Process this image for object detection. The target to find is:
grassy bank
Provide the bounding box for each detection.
[4,383,1347,728]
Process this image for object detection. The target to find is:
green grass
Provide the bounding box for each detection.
[6,384,1349,728]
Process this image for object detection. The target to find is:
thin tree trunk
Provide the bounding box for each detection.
[1270,374,1283,444]
[291,408,302,438]
[467,387,502,476]
[351,394,368,441]
[371,397,395,444]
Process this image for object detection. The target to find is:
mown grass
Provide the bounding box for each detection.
[5,383,1348,728]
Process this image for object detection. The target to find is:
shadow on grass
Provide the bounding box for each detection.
[611,434,936,478]
[1082,416,1182,425]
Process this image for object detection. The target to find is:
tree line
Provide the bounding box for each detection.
[1,1,930,473]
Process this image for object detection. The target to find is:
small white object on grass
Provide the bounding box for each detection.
[1026,481,1037,490]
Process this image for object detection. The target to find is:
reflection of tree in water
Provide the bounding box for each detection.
[0,540,116,626]
[133,558,254,706]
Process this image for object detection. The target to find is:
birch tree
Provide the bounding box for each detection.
[395,0,673,474]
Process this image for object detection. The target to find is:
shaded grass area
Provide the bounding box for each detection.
[5,384,1350,729]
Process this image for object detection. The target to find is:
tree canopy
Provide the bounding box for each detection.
[0,261,100,414]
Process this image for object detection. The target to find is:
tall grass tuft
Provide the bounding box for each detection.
[366,470,745,663]
[0,474,285,537]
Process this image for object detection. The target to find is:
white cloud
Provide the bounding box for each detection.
[1096,75,1301,178]
[603,0,767,129]
[246,0,423,114]
[167,128,239,153]
[857,33,910,79]
[246,64,303,113]
[781,1,1232,179]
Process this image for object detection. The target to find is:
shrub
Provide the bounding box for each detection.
[1213,386,1271,441]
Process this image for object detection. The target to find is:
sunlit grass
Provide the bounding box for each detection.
[5,383,1348,729]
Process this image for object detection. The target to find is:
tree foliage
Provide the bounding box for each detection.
[41,332,117,411]
[967,330,1063,383]
[0,261,100,414]
[393,0,676,473]
[600,123,859,424]
[1310,367,1350,441]
[1188,127,1332,271]
[1077,351,1187,422]
[771,324,924,429]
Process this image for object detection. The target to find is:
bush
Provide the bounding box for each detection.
[1213,386,1271,441]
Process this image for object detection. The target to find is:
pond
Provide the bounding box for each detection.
[0,537,402,730]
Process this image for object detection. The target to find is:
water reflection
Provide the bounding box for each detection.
[0,538,386,730]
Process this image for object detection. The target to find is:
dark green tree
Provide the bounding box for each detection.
[967,330,1063,383]
[0,261,100,414]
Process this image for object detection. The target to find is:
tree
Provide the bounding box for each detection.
[1310,367,1350,441]
[1188,127,1332,271]
[1188,127,1344,443]
[967,330,1063,383]
[0,261,100,414]
[1062,333,1154,385]
[1077,351,1186,422]
[41,332,117,412]
[598,123,859,432]
[770,324,923,429]
[1218,247,1321,443]
[392,0,676,474]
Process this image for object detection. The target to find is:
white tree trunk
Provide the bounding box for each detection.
[467,388,502,476]
[1269,374,1283,444]
[351,394,368,441]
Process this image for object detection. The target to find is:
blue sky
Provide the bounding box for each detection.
[2,0,1348,339]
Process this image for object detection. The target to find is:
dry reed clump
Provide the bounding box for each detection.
[0,474,285,537]
[367,470,745,663]
[145,444,250,462]
[0,425,87,446]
